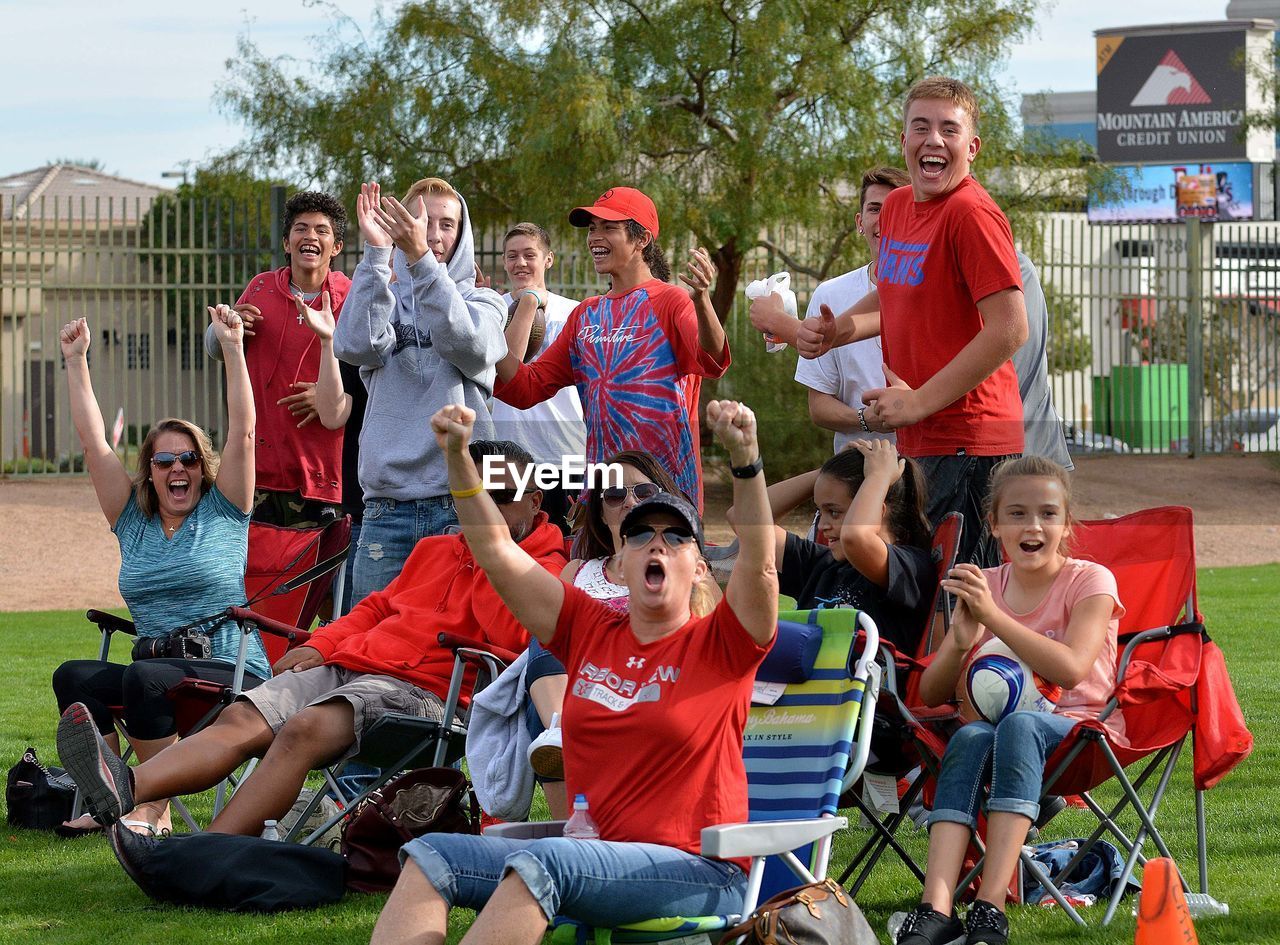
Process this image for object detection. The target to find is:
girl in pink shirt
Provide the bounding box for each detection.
[897,456,1124,945]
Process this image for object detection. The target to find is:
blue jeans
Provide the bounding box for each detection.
[338,519,361,617]
[915,453,1019,568]
[351,496,457,605]
[401,833,746,925]
[929,711,1078,829]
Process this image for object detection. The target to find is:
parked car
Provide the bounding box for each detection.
[1063,423,1131,456]
[1170,408,1280,454]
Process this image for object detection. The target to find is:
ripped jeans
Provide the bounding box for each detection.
[350,496,457,605]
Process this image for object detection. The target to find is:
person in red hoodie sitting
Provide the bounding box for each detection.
[205,191,353,526]
[57,441,567,841]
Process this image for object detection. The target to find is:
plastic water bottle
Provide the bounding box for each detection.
[564,794,599,840]
[260,819,280,841]
[744,272,798,353]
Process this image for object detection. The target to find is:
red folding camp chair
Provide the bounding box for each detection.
[838,512,963,894]
[954,506,1253,925]
[75,515,352,828]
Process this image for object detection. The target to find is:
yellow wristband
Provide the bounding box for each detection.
[450,483,484,500]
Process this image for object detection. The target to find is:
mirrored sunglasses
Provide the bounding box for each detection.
[602,482,661,507]
[622,524,696,549]
[151,450,200,470]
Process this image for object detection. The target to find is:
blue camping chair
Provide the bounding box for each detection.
[485,607,880,944]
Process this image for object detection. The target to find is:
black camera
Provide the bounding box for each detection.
[131,629,214,662]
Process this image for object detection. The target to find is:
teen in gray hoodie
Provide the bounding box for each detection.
[334,179,506,603]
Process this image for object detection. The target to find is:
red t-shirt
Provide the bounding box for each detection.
[493,279,730,510]
[876,177,1024,456]
[237,267,352,503]
[547,587,770,870]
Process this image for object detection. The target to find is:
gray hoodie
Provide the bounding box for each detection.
[333,193,506,500]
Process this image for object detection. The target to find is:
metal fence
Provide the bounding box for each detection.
[3,191,1279,476]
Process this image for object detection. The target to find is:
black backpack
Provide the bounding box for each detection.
[7,747,76,830]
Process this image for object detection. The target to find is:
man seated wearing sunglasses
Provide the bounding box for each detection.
[58,441,567,848]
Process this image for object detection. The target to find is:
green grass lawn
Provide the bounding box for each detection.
[2,565,1276,944]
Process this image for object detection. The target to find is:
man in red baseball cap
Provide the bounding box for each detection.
[494,186,729,509]
[567,187,660,236]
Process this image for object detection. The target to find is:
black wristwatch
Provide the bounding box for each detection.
[730,456,764,479]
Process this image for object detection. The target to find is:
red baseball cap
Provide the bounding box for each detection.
[568,187,660,238]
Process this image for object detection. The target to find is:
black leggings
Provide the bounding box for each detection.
[52,659,266,740]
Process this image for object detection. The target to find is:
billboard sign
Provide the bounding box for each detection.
[1087,161,1255,222]
[1095,23,1271,163]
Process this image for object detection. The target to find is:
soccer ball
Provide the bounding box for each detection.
[958,638,1062,724]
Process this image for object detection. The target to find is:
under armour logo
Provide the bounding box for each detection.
[626,656,646,669]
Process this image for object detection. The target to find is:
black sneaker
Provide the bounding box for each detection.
[897,904,966,945]
[56,702,134,825]
[966,900,1010,945]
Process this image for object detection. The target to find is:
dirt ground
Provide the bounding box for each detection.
[2,453,1278,612]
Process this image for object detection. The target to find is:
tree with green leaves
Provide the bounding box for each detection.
[216,0,1085,320]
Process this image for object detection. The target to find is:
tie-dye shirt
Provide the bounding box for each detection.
[494,279,730,509]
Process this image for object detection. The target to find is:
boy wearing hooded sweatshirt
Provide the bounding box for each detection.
[334,179,506,603]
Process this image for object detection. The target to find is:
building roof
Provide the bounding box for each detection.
[0,164,169,223]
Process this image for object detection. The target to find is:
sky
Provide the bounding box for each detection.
[0,0,1236,187]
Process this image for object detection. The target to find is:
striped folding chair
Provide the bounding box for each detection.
[488,606,881,944]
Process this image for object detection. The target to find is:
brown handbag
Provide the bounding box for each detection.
[340,767,480,893]
[718,878,878,945]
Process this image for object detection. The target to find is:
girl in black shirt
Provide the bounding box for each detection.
[730,439,935,654]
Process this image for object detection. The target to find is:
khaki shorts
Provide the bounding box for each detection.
[241,665,445,762]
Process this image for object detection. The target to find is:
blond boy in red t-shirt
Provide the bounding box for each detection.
[796,76,1028,565]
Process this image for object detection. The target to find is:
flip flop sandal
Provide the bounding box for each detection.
[54,819,104,839]
[119,819,171,838]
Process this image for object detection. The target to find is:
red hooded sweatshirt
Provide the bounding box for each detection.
[305,514,567,701]
[236,266,353,503]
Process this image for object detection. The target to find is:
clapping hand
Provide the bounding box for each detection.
[430,404,476,454]
[375,194,431,264]
[293,290,335,342]
[941,563,998,626]
[60,318,91,360]
[357,183,392,249]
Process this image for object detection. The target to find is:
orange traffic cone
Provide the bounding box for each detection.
[1135,857,1197,945]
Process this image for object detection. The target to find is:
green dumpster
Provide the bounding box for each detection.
[1108,364,1189,450]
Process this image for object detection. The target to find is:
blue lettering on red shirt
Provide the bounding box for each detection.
[878,238,929,287]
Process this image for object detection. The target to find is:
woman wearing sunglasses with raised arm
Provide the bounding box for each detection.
[372,398,776,945]
[520,450,722,818]
[50,307,269,839]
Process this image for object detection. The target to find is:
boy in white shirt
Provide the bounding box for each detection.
[494,223,587,531]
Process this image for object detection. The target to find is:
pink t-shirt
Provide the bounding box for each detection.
[982,558,1125,737]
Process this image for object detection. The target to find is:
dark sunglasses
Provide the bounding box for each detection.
[151,450,200,470]
[622,524,697,549]
[487,488,534,506]
[602,482,661,507]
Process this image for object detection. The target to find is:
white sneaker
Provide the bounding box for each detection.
[527,712,564,780]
